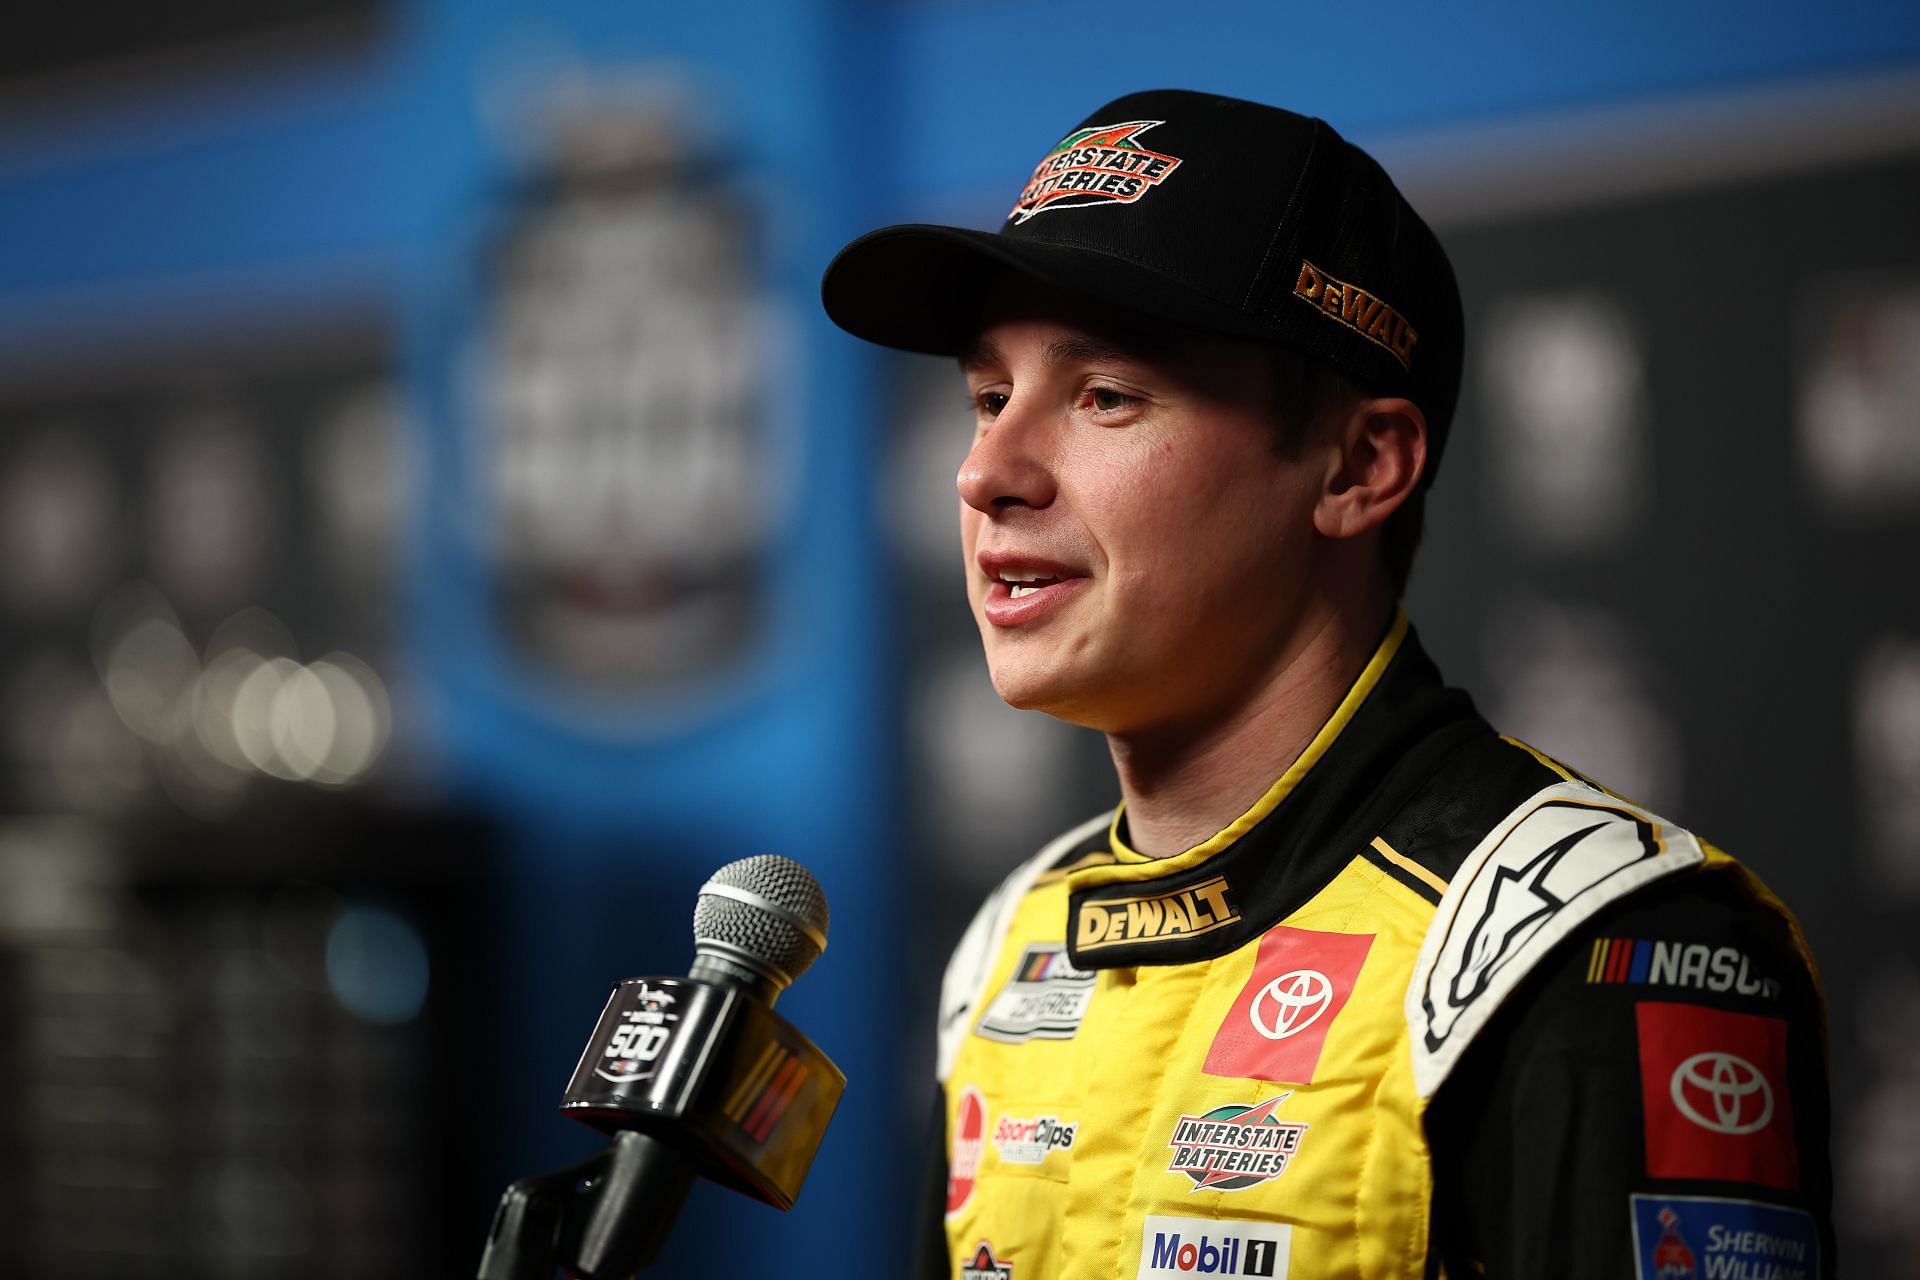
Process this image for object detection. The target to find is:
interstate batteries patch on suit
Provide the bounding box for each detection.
[1164,1095,1308,1192]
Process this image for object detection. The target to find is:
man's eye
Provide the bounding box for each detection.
[1087,387,1136,412]
[974,391,1010,417]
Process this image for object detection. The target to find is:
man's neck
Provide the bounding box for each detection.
[1107,599,1394,858]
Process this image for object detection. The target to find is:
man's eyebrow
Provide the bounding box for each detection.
[958,336,1003,373]
[959,328,1182,374]
[1043,335,1161,367]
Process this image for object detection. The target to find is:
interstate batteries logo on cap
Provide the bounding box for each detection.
[1010,120,1182,223]
[1165,1095,1308,1192]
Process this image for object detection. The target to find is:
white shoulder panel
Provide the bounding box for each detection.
[936,812,1110,1084]
[1405,779,1703,1099]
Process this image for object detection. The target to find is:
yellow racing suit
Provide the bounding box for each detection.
[920,613,1831,1280]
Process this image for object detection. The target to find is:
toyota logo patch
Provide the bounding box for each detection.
[1250,969,1333,1041]
[1204,926,1374,1084]
[1635,1001,1798,1189]
[1670,1051,1774,1135]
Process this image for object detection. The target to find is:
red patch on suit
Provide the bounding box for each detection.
[1203,925,1374,1083]
[947,1085,986,1216]
[1635,1001,1797,1189]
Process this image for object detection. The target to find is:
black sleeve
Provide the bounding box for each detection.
[1426,867,1834,1279]
[916,1085,950,1280]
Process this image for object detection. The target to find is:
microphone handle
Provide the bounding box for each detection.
[476,1130,694,1280]
[574,1131,696,1277]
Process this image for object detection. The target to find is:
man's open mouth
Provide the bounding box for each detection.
[1000,571,1065,600]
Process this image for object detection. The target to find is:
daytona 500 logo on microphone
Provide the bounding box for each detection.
[1138,1215,1289,1277]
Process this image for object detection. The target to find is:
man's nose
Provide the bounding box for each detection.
[957,400,1056,515]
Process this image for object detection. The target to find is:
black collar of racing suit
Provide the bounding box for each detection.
[1061,612,1500,970]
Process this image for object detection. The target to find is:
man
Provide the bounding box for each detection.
[821,90,1830,1280]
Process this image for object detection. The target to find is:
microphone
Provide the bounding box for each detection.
[477,856,846,1280]
[687,854,831,1002]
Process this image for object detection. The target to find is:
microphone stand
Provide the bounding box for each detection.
[479,860,844,1280]
[477,1131,694,1279]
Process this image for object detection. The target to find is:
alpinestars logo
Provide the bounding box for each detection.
[1011,120,1182,223]
[1166,1095,1308,1191]
[961,1241,1013,1280]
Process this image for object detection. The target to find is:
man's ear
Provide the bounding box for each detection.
[1312,397,1427,541]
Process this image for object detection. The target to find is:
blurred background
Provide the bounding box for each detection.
[1,1,1916,1275]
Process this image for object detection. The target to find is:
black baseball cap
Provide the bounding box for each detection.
[820,89,1464,482]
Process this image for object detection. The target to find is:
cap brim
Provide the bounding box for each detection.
[820,223,1286,357]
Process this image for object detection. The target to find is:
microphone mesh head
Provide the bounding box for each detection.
[692,855,829,986]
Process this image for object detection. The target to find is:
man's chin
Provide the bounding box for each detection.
[985,664,1109,727]
[985,667,1051,712]
[985,660,1063,712]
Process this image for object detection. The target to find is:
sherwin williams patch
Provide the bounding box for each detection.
[1629,1194,1818,1280]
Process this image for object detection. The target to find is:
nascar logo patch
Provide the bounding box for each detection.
[1011,120,1182,223]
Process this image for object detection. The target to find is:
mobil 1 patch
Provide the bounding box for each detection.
[1630,1194,1818,1280]
[1137,1214,1289,1278]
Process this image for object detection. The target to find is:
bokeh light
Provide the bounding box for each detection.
[324,907,430,1026]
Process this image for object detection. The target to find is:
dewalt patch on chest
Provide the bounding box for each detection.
[1074,875,1240,952]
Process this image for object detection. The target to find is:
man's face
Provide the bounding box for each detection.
[956,279,1329,734]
